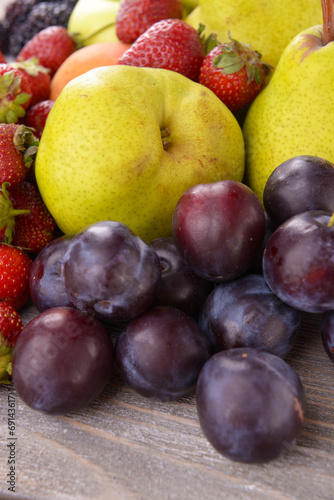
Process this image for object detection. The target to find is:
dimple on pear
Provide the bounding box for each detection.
[243,3,334,203]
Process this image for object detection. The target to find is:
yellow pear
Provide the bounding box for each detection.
[68,0,120,46]
[35,65,244,242]
[243,1,334,203]
[186,0,323,69]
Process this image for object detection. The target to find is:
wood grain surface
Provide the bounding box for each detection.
[1,305,334,500]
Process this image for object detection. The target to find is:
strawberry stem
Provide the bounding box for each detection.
[321,0,334,45]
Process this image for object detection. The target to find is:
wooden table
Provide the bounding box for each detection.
[0,1,334,498]
[0,305,334,500]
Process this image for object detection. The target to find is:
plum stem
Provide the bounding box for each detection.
[321,0,334,45]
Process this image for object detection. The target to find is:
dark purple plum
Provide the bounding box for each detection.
[149,237,213,317]
[172,180,266,282]
[263,155,334,226]
[61,220,161,322]
[263,211,334,313]
[12,307,114,415]
[115,306,211,401]
[321,311,334,364]
[196,348,306,463]
[29,234,74,312]
[198,274,301,358]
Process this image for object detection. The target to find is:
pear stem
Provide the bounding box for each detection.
[161,127,171,150]
[321,0,334,45]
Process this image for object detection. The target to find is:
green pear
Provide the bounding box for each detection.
[68,0,120,46]
[35,65,244,242]
[186,0,323,69]
[243,1,334,203]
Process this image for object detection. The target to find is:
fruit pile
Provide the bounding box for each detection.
[0,0,333,467]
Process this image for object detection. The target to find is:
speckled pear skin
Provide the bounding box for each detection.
[35,65,245,242]
[243,24,334,203]
[186,0,323,69]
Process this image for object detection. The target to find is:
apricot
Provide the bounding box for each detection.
[49,41,131,100]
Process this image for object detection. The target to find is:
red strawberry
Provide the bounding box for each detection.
[0,64,32,123]
[0,243,32,310]
[199,34,272,112]
[0,301,24,384]
[118,19,204,81]
[16,26,76,78]
[0,181,55,253]
[10,57,51,107]
[25,99,54,139]
[116,0,183,44]
[0,124,39,186]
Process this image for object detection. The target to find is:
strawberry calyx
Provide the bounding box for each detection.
[10,56,51,78]
[0,70,31,124]
[13,124,39,169]
[199,28,272,84]
[212,32,272,84]
[198,23,220,56]
[0,182,30,244]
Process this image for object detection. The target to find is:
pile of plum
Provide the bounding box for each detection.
[12,155,334,464]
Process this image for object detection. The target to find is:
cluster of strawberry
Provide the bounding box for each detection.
[0,25,77,383]
[115,0,271,112]
[0,25,76,134]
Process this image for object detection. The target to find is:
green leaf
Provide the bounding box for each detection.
[13,93,30,105]
[5,110,18,124]
[197,23,222,56]
[9,76,23,96]
[197,23,206,37]
[245,62,255,82]
[213,53,244,74]
[24,146,39,168]
[11,104,26,118]
[254,65,263,85]
[2,70,15,88]
[206,33,220,54]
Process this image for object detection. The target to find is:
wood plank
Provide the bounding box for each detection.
[1,306,334,499]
